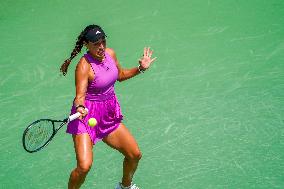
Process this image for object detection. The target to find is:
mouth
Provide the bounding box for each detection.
[97,49,105,56]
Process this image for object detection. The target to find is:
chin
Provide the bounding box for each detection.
[96,55,104,62]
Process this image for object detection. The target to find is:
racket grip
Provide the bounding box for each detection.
[68,108,88,122]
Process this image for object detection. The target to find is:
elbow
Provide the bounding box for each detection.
[117,78,124,82]
[117,75,122,82]
[117,72,125,82]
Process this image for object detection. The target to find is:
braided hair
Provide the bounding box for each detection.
[60,24,101,76]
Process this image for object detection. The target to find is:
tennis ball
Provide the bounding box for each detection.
[88,118,97,127]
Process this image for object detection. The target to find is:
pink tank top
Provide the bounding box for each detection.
[84,52,118,101]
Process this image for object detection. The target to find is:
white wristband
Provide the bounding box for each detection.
[138,65,145,73]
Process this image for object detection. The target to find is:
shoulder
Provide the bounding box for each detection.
[76,56,91,73]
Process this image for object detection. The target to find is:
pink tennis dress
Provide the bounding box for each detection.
[66,52,123,144]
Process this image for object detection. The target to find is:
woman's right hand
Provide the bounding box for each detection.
[76,107,88,120]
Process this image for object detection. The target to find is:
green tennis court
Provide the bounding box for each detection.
[1,0,283,188]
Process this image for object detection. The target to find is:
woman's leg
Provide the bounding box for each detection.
[103,123,142,187]
[68,133,93,189]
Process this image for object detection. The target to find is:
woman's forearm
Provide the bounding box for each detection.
[74,95,85,107]
[118,66,144,82]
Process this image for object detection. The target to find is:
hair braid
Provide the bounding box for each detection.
[60,25,98,76]
[60,34,84,75]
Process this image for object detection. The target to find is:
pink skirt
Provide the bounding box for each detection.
[66,95,123,144]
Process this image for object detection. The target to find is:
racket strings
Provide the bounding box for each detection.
[24,120,54,152]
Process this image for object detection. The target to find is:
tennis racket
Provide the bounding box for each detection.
[22,108,88,153]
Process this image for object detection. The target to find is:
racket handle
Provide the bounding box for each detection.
[68,108,88,122]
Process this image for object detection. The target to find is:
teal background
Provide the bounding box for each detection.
[0,0,283,188]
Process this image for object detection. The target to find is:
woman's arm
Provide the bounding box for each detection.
[74,57,90,117]
[106,48,156,82]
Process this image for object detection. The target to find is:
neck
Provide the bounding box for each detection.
[87,51,105,62]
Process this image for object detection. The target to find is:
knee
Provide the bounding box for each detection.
[77,161,92,175]
[127,149,142,161]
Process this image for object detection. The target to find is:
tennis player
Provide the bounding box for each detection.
[60,24,156,189]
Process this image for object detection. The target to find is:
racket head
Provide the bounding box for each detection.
[22,119,58,153]
[22,110,84,153]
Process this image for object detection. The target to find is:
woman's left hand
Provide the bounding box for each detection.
[139,47,157,71]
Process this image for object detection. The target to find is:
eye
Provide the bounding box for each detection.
[98,39,106,44]
[93,42,99,46]
[93,39,106,46]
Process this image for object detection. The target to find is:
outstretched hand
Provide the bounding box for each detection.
[139,47,157,71]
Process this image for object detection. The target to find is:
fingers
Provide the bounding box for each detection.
[149,49,153,58]
[77,107,88,119]
[150,57,157,64]
[144,47,154,58]
[147,47,150,57]
[82,109,88,116]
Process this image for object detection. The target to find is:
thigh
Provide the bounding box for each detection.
[72,133,93,166]
[102,123,141,158]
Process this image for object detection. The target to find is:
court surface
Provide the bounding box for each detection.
[0,0,283,188]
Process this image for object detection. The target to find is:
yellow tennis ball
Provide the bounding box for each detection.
[88,118,97,127]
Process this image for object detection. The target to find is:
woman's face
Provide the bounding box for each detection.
[86,38,106,61]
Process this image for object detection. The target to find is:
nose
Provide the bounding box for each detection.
[99,42,104,48]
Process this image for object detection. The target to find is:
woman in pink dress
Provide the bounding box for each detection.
[60,24,156,189]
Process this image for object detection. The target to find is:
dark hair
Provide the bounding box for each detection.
[60,24,103,76]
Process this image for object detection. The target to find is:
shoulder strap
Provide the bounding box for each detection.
[83,53,96,74]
